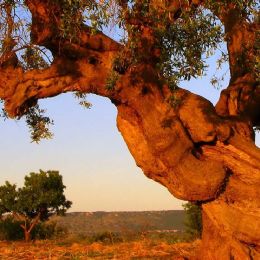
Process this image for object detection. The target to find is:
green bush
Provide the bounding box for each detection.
[33,221,67,239]
[0,217,24,240]
[183,202,202,239]
[90,231,123,244]
[0,217,66,241]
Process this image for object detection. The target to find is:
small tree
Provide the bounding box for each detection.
[183,202,202,239]
[0,170,72,242]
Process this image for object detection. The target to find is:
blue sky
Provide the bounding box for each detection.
[1,93,185,212]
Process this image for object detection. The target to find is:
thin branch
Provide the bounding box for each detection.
[16,45,51,63]
[28,212,41,233]
[20,224,26,230]
[6,3,14,44]
[12,211,26,222]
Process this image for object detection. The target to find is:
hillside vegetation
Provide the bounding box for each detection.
[52,210,185,235]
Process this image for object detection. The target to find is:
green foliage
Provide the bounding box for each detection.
[20,47,50,70]
[25,104,54,143]
[167,93,182,109]
[0,181,17,215]
[106,71,119,91]
[1,0,259,70]
[33,221,67,240]
[0,216,24,240]
[0,217,66,240]
[0,170,72,240]
[183,202,202,239]
[58,0,86,40]
[90,231,123,244]
[1,101,53,144]
[73,92,92,109]
[205,0,259,20]
[156,7,223,86]
[116,0,259,87]
[17,170,72,219]
[0,0,259,143]
[57,0,115,40]
[126,2,225,86]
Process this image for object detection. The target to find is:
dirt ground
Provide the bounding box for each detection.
[0,239,200,259]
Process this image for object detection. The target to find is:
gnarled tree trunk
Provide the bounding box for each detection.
[114,69,260,259]
[0,0,259,258]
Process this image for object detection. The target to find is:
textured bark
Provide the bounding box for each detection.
[24,230,31,243]
[0,1,259,259]
[201,140,260,259]
[214,5,260,127]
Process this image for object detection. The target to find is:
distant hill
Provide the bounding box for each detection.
[52,210,185,234]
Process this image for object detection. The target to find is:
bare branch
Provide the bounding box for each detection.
[28,212,41,233]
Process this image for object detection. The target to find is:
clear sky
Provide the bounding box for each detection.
[0,33,259,213]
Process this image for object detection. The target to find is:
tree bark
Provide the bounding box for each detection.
[114,70,260,259]
[19,214,41,242]
[0,1,259,258]
[20,223,31,243]
[200,140,260,259]
[24,229,31,243]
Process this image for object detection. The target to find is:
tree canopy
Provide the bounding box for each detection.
[0,0,259,141]
[0,170,72,242]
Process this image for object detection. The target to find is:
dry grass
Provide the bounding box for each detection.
[0,239,200,259]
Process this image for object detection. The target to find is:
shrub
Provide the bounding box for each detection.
[0,217,66,241]
[0,217,24,240]
[183,202,202,239]
[33,221,67,240]
[90,231,123,244]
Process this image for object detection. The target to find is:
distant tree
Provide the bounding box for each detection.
[0,170,72,242]
[183,202,202,239]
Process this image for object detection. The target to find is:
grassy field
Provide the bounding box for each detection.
[0,211,197,259]
[0,238,200,259]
